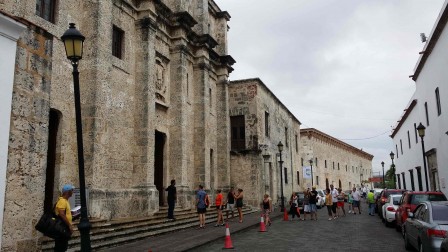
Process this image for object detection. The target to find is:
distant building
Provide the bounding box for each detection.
[228,78,301,206]
[300,128,374,190]
[391,1,448,195]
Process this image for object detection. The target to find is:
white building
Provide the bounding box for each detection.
[391,1,448,196]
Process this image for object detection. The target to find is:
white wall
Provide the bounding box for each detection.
[0,13,26,248]
[392,9,448,196]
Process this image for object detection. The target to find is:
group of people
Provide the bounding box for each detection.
[194,185,245,229]
[288,186,319,221]
[324,185,365,220]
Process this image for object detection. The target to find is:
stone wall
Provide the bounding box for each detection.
[229,78,301,207]
[300,129,374,191]
[1,0,233,250]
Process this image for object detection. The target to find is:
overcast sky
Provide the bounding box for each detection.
[215,0,445,174]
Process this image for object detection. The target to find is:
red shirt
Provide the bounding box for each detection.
[215,193,223,206]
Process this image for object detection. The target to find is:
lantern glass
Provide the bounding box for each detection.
[417,123,426,137]
[61,23,85,61]
[277,141,283,152]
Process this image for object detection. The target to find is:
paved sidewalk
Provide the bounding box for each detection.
[101,210,282,252]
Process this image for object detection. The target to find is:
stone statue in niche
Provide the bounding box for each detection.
[155,59,167,103]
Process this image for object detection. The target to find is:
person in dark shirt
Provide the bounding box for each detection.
[309,186,318,220]
[166,179,176,220]
[225,187,235,221]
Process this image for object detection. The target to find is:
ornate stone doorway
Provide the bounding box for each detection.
[44,109,60,213]
[154,131,166,206]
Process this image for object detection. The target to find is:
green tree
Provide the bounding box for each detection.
[385,164,396,189]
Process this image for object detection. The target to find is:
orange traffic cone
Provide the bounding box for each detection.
[223,223,234,249]
[283,208,289,221]
[259,214,267,232]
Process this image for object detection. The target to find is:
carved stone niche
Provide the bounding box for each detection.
[155,54,170,105]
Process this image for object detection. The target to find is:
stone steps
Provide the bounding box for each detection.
[40,206,256,251]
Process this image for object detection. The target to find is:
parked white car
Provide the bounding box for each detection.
[316,189,325,208]
[382,194,401,227]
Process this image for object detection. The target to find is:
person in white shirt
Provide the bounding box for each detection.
[330,185,339,218]
[351,187,361,214]
[362,186,367,198]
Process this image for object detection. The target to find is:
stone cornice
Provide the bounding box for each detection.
[300,128,374,161]
[216,11,231,21]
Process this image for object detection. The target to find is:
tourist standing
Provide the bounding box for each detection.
[352,187,361,215]
[214,189,225,226]
[330,185,339,218]
[325,188,334,221]
[301,189,310,220]
[261,194,272,226]
[225,187,235,221]
[54,184,74,252]
[165,179,176,221]
[196,185,208,228]
[337,188,346,217]
[348,190,353,213]
[367,189,375,216]
[234,188,244,223]
[289,192,299,220]
[309,186,318,220]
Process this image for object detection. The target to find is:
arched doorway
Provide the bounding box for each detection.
[44,109,60,213]
[154,131,166,206]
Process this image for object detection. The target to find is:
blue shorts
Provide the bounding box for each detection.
[353,200,360,207]
[309,204,317,213]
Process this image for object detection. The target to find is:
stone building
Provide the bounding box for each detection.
[300,128,373,190]
[228,78,301,207]
[0,0,234,250]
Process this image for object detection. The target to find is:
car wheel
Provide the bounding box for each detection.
[385,220,391,227]
[404,230,412,251]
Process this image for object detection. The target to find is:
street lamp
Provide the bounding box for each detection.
[61,23,91,251]
[277,141,285,212]
[309,159,314,186]
[381,161,385,188]
[390,151,396,189]
[417,123,429,191]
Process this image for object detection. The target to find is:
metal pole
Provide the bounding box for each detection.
[310,163,313,187]
[72,62,91,251]
[391,159,396,189]
[420,136,429,191]
[382,163,385,188]
[279,152,284,212]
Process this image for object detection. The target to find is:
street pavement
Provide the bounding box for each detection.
[191,205,407,252]
[102,203,407,252]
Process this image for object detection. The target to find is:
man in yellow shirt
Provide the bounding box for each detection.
[54,184,74,251]
[367,189,376,216]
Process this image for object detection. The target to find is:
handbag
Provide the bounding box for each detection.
[35,203,72,239]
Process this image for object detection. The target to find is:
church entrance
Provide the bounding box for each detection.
[154,131,166,206]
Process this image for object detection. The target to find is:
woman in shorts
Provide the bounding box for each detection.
[261,194,272,226]
[234,188,244,223]
[214,189,225,227]
[337,188,346,217]
[325,188,334,220]
[301,189,310,220]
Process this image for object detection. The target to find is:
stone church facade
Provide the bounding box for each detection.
[300,128,374,190]
[228,78,302,207]
[0,0,234,250]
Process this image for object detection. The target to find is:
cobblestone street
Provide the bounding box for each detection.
[191,205,406,252]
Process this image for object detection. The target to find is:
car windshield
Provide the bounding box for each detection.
[411,194,447,205]
[391,196,401,205]
[432,204,448,221]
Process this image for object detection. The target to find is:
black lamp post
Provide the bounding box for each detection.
[417,123,429,191]
[309,159,314,186]
[61,23,91,251]
[381,161,385,188]
[277,141,285,212]
[390,151,396,189]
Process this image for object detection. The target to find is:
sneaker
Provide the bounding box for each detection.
[214,224,219,227]
[348,210,352,213]
[328,218,332,221]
